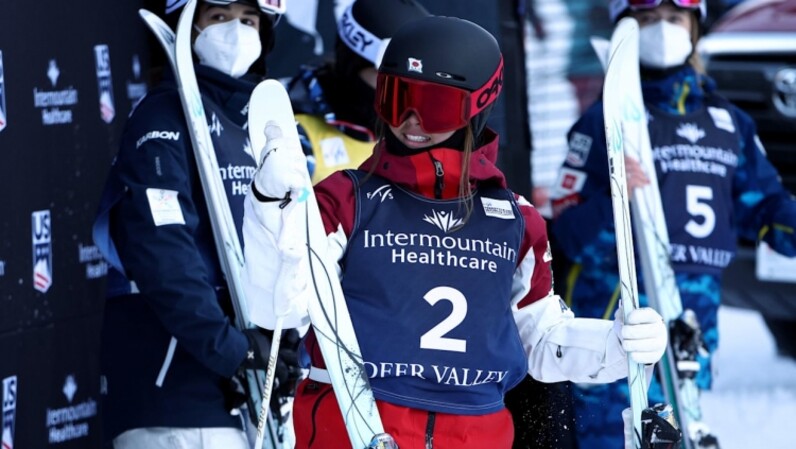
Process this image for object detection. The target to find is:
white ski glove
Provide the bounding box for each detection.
[272,211,309,318]
[252,120,308,202]
[614,302,668,365]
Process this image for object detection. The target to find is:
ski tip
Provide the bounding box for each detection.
[258,78,288,94]
[616,16,640,32]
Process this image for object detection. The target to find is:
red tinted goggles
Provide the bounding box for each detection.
[627,0,701,11]
[375,59,504,133]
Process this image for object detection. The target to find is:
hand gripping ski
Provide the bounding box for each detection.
[605,16,718,449]
[248,79,397,449]
[604,17,678,449]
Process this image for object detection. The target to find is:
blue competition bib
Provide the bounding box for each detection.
[341,170,528,415]
[202,97,257,244]
[649,96,741,274]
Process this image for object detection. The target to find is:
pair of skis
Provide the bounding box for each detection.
[603,18,718,449]
[140,2,392,448]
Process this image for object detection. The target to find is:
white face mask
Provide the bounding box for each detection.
[638,20,693,69]
[193,20,262,78]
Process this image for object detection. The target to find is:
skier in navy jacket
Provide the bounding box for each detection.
[242,16,670,449]
[549,1,796,447]
[92,1,300,448]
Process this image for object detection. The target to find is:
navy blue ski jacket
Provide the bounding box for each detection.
[93,65,259,441]
[549,65,796,389]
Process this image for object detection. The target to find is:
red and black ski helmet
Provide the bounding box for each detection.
[375,16,504,134]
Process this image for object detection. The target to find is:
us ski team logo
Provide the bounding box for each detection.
[94,45,116,124]
[0,50,7,133]
[2,375,17,449]
[32,210,53,293]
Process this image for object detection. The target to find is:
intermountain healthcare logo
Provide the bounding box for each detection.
[32,210,52,293]
[218,161,256,196]
[126,54,147,104]
[676,122,706,144]
[362,225,517,274]
[0,50,7,133]
[423,210,463,233]
[2,376,17,449]
[94,44,115,124]
[46,375,97,444]
[78,243,108,280]
[33,59,79,125]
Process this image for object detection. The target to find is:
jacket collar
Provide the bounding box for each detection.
[359,128,506,198]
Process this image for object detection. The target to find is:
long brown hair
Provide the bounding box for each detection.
[688,16,706,74]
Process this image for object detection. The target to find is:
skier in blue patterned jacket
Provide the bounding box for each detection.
[549,0,796,447]
[91,1,301,448]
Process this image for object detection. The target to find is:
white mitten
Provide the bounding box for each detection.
[614,302,668,365]
[272,206,309,317]
[252,120,308,201]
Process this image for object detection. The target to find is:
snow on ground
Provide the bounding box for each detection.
[701,306,796,449]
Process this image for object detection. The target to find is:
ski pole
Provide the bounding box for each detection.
[254,191,306,449]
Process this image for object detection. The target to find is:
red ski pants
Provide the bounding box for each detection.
[292,378,514,449]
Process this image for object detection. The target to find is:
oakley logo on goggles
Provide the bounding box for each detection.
[375,58,503,133]
[625,0,701,11]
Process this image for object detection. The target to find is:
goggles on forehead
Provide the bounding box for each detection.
[375,59,504,134]
[203,0,286,15]
[626,0,701,11]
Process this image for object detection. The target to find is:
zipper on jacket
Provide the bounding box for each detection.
[425,411,436,449]
[155,337,178,387]
[432,158,444,199]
